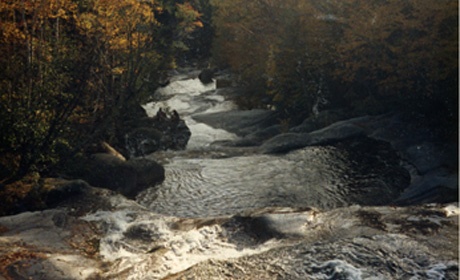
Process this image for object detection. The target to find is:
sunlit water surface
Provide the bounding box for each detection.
[79,76,455,280]
[137,77,406,218]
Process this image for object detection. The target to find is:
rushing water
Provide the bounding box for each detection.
[138,143,406,218]
[136,73,407,218]
[142,72,238,150]
[81,72,457,279]
[0,71,456,279]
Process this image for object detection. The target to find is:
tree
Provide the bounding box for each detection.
[211,0,337,121]
[333,0,458,115]
[0,0,82,181]
[211,0,458,125]
[185,0,214,61]
[0,0,203,184]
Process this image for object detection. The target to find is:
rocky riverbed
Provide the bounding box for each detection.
[0,69,457,279]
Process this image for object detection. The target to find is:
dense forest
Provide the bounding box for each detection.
[0,0,458,188]
[0,0,203,185]
[211,0,458,123]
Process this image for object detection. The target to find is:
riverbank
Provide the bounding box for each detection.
[0,69,457,279]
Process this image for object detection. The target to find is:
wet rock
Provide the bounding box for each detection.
[192,109,278,137]
[65,153,164,199]
[260,133,311,153]
[198,68,214,84]
[157,117,191,151]
[125,158,165,195]
[404,142,457,174]
[261,120,365,154]
[44,179,89,208]
[396,168,458,205]
[260,112,457,205]
[0,197,457,280]
[290,109,351,133]
[237,207,318,241]
[346,113,458,204]
[308,120,365,142]
[124,110,191,157]
[0,209,103,279]
[168,204,458,280]
[234,124,284,147]
[125,127,163,156]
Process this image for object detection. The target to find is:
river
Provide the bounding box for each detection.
[0,69,457,279]
[135,70,409,217]
[82,70,457,279]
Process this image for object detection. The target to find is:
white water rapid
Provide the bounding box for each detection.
[0,70,456,280]
[143,73,239,149]
[77,71,457,279]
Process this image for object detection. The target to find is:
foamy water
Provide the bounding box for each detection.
[143,78,238,149]
[82,207,281,280]
[80,74,458,279]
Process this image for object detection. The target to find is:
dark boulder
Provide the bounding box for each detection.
[125,158,165,192]
[65,153,165,199]
[260,133,312,154]
[234,125,284,147]
[78,153,138,197]
[125,127,163,157]
[122,109,191,157]
[198,68,214,84]
[290,110,351,133]
[44,179,89,208]
[261,119,365,154]
[158,118,191,150]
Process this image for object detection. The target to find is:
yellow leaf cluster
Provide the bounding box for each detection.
[77,0,157,52]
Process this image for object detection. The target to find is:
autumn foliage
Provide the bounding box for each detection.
[211,0,458,123]
[0,0,458,184]
[0,0,202,183]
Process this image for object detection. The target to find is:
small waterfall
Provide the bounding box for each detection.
[80,71,455,279]
[3,69,451,280]
[142,77,239,150]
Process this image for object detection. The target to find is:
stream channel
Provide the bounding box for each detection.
[0,69,458,279]
[83,69,458,279]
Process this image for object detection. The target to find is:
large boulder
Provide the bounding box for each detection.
[123,109,191,157]
[261,119,365,154]
[66,153,165,199]
[259,133,312,154]
[192,109,278,137]
[290,110,352,133]
[234,124,284,147]
[125,158,166,191]
[125,127,163,157]
[159,118,191,150]
[43,179,89,208]
[261,112,458,205]
[198,68,214,84]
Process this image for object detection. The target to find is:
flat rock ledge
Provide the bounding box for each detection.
[259,113,457,205]
[2,203,456,279]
